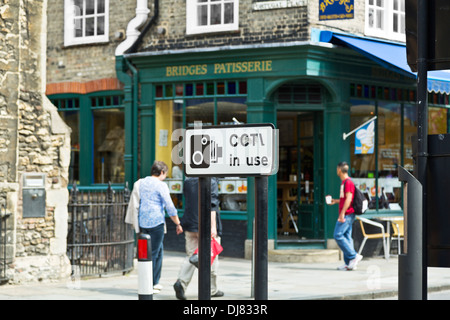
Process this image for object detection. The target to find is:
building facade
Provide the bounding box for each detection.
[47,0,450,257]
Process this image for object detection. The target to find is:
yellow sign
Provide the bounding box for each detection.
[166,64,207,77]
[166,60,273,77]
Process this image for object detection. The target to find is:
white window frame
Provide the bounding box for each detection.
[186,0,239,35]
[64,0,109,46]
[365,0,405,42]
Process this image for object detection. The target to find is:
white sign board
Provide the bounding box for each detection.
[184,124,278,177]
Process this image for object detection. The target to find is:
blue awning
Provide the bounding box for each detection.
[317,30,450,94]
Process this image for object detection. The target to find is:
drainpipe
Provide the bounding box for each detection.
[116,0,160,183]
[127,0,159,54]
[115,0,151,56]
[123,58,139,184]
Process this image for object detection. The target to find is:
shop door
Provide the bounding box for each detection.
[297,112,324,239]
[277,111,324,243]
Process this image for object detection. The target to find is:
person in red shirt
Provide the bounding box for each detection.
[327,162,363,271]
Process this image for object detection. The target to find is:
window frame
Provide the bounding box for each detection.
[186,0,239,35]
[365,0,405,42]
[64,0,110,47]
[49,91,124,186]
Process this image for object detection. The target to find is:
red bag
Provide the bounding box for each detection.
[193,238,223,265]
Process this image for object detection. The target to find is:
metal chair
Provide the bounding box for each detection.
[390,220,404,254]
[357,217,390,260]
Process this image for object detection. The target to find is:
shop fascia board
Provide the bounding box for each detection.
[123,41,334,67]
[119,41,415,89]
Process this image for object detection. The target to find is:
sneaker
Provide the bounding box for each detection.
[153,284,163,293]
[337,264,348,271]
[347,254,363,270]
[174,280,186,300]
[212,290,224,298]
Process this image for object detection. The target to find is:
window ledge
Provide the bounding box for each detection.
[64,37,110,48]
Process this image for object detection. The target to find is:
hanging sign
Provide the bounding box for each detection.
[355,119,375,154]
[319,0,354,21]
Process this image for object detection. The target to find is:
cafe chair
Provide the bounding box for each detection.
[390,220,404,254]
[357,217,390,260]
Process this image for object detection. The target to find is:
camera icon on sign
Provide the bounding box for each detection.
[190,134,222,169]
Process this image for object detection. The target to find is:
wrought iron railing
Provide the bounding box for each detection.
[67,183,134,277]
[0,206,11,283]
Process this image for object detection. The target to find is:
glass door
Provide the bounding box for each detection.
[297,112,324,240]
[277,111,324,245]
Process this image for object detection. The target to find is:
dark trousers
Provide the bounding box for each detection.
[140,223,165,285]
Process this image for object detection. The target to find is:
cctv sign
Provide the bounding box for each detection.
[184,124,278,177]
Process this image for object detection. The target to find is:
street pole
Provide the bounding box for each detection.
[198,177,211,300]
[416,0,428,300]
[254,176,268,300]
[398,167,423,300]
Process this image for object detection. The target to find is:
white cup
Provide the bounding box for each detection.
[325,195,332,204]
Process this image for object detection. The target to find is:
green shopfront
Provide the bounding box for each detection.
[108,36,450,256]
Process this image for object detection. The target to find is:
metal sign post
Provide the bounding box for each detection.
[416,0,428,300]
[198,177,211,300]
[184,123,278,300]
[254,176,268,300]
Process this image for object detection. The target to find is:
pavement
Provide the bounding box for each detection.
[1,250,450,300]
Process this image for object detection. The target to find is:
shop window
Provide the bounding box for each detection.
[59,110,80,185]
[276,83,322,105]
[350,101,376,177]
[377,102,402,208]
[156,85,163,98]
[196,83,204,96]
[217,97,247,125]
[350,100,405,211]
[185,84,194,96]
[153,82,248,212]
[93,109,125,184]
[64,0,109,46]
[350,101,379,208]
[365,0,405,42]
[207,82,215,95]
[156,81,247,100]
[428,107,448,134]
[52,97,81,185]
[186,98,214,127]
[238,81,247,95]
[176,84,184,96]
[227,82,236,95]
[154,93,248,212]
[403,103,416,172]
[186,0,239,35]
[155,100,184,209]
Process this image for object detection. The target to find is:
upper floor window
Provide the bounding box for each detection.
[64,0,109,46]
[186,0,239,35]
[365,0,405,42]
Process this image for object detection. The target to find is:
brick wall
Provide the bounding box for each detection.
[46,0,136,85]
[140,0,309,52]
[47,0,369,81]
[137,0,367,52]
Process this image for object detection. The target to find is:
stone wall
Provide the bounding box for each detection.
[0,0,71,284]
